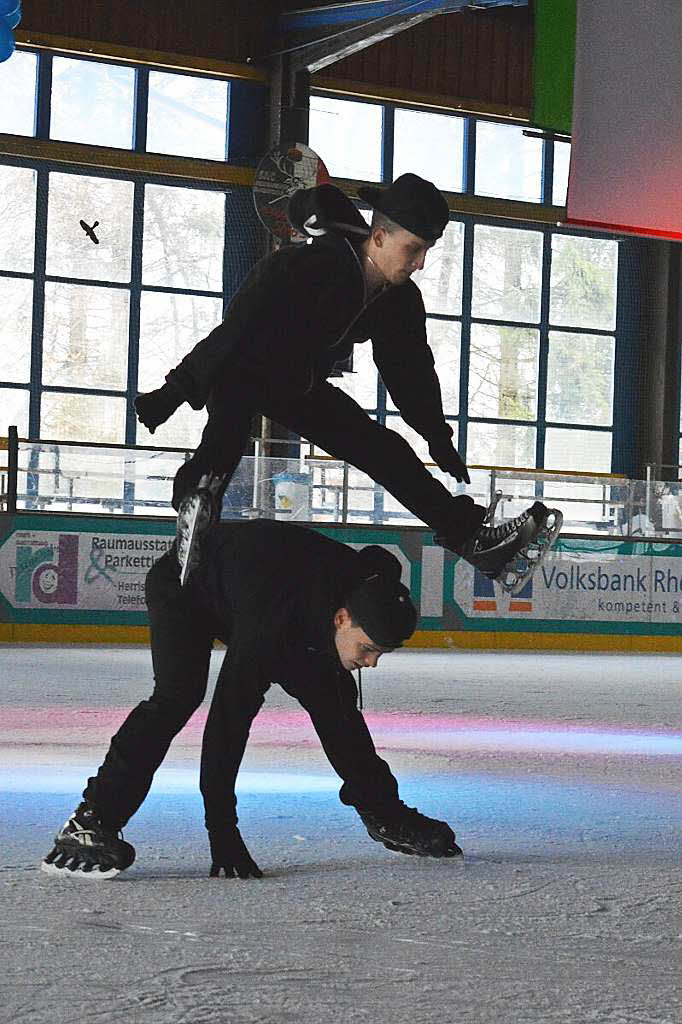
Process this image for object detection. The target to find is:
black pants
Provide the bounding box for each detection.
[174,376,484,539]
[83,554,218,829]
[83,548,400,832]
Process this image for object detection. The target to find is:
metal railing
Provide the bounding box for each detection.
[2,427,682,539]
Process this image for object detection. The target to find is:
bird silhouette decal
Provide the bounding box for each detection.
[79,219,100,244]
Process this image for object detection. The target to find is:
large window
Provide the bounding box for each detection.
[0,47,261,448]
[0,49,231,161]
[310,95,622,475]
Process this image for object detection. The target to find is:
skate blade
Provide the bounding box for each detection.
[483,489,503,526]
[177,495,210,587]
[40,858,121,881]
[497,508,564,596]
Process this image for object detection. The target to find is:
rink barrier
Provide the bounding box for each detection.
[3,511,682,651]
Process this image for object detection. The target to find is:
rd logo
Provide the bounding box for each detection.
[14,534,79,605]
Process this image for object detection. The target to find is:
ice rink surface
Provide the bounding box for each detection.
[1,644,680,1024]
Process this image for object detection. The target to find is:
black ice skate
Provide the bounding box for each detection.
[176,472,226,587]
[438,492,563,596]
[359,806,463,858]
[41,801,135,881]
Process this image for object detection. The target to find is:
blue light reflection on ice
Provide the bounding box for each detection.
[4,767,681,844]
[0,766,340,795]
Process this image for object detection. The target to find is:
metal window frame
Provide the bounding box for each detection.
[0,150,245,448]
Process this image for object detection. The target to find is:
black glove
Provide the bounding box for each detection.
[134,382,183,434]
[428,437,470,484]
[208,828,263,879]
[359,805,462,858]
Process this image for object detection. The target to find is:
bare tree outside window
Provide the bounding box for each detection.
[0,165,36,275]
[142,184,225,292]
[46,173,134,283]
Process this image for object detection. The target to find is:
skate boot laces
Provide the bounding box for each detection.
[473,502,546,552]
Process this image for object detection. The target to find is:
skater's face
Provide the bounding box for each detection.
[333,607,392,671]
[368,225,434,285]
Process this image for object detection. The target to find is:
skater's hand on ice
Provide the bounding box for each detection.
[134,383,182,434]
[208,828,263,879]
[428,439,471,484]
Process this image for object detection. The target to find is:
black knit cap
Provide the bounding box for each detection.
[345,575,418,649]
[358,173,450,243]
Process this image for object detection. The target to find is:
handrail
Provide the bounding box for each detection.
[7,426,18,515]
[3,428,682,540]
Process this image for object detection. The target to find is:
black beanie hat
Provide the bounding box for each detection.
[345,576,418,649]
[355,544,403,583]
[357,173,450,242]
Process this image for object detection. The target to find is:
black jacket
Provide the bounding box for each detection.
[185,521,403,830]
[166,233,453,447]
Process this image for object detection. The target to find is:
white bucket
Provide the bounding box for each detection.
[273,471,310,521]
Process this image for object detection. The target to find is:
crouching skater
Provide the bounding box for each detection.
[42,520,462,880]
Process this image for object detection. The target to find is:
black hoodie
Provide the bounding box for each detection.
[165,232,453,448]
[181,521,404,831]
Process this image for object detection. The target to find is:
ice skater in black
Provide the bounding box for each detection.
[135,174,561,593]
[41,521,462,880]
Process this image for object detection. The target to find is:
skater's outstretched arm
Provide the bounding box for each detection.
[280,661,461,858]
[371,282,470,483]
[135,257,295,432]
[136,241,357,433]
[280,661,402,819]
[199,646,270,878]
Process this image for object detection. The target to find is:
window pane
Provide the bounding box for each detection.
[553,141,571,206]
[413,220,464,315]
[334,342,377,411]
[469,324,539,420]
[467,422,536,468]
[143,185,225,291]
[428,320,461,416]
[50,57,135,149]
[544,427,612,473]
[550,234,618,331]
[0,165,36,273]
[0,277,32,382]
[136,291,222,449]
[46,172,134,283]
[309,96,383,181]
[393,108,464,192]
[546,331,615,426]
[147,71,228,161]
[472,225,543,323]
[0,387,29,436]
[475,122,543,202]
[42,282,130,390]
[0,50,37,136]
[41,393,126,444]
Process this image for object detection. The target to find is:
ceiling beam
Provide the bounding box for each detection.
[279,0,528,72]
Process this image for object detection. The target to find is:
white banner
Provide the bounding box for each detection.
[567,0,682,239]
[454,549,682,625]
[0,526,174,612]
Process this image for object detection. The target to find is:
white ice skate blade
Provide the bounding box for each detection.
[40,859,120,881]
[177,495,208,587]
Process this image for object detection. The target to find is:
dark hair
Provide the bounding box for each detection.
[370,209,401,234]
